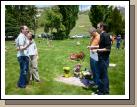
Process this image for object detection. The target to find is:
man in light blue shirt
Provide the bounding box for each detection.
[15,25,32,88]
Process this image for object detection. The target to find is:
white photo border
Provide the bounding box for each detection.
[1,1,129,100]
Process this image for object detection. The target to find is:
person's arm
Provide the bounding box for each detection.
[87,45,99,50]
[34,41,39,60]
[36,50,39,60]
[18,36,32,51]
[104,34,111,51]
[19,42,31,51]
[94,35,111,53]
[35,47,38,56]
[91,48,110,53]
[87,37,99,49]
[16,47,19,51]
[89,37,93,46]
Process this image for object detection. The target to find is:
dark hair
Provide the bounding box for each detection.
[20,25,28,33]
[100,23,108,32]
[20,26,25,32]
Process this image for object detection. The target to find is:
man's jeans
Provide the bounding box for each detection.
[98,57,109,94]
[17,56,29,88]
[90,58,99,86]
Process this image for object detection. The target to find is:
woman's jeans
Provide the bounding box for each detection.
[90,57,99,86]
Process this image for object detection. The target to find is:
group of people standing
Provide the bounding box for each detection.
[88,22,111,95]
[15,23,115,96]
[15,25,40,88]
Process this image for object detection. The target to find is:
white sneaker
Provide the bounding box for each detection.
[91,92,98,95]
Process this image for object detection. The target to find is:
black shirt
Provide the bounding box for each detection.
[98,32,111,60]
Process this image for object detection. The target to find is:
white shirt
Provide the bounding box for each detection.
[15,33,29,57]
[27,40,37,56]
[90,50,98,61]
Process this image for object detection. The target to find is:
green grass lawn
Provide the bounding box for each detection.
[5,38,125,95]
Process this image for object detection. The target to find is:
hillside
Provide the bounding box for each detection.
[69,14,92,36]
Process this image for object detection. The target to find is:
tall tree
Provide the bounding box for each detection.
[5,5,38,38]
[89,5,108,28]
[44,6,66,40]
[89,5,125,35]
[58,5,79,38]
[44,7,63,34]
[106,7,124,35]
[5,9,19,38]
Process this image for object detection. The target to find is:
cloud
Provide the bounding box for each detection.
[79,5,91,11]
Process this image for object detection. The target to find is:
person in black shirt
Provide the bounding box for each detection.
[93,22,111,95]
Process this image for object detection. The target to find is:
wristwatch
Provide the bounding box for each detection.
[97,49,99,53]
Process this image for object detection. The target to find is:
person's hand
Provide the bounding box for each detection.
[29,40,33,45]
[36,55,39,61]
[37,56,39,60]
[87,46,90,49]
[16,47,19,51]
[92,49,98,53]
[87,46,98,50]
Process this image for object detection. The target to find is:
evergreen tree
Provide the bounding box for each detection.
[89,5,125,35]
[106,7,124,35]
[58,5,79,38]
[89,5,108,28]
[44,7,65,40]
[5,7,19,39]
[5,5,38,38]
[44,7,63,34]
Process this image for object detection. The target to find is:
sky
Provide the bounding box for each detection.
[79,5,91,11]
[35,5,124,12]
[35,5,91,11]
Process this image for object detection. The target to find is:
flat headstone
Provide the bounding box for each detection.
[79,25,85,27]
[109,63,116,67]
[55,76,85,87]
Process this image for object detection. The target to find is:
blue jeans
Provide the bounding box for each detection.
[97,57,109,94]
[106,57,109,67]
[90,58,99,86]
[17,56,29,88]
[116,43,120,49]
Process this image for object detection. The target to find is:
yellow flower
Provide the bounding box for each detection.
[63,67,70,71]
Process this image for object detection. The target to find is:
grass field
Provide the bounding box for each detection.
[5,13,125,95]
[5,38,125,95]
